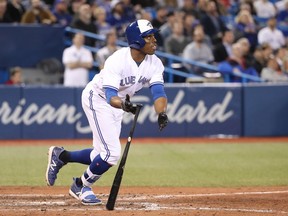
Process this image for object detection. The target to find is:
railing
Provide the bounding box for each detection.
[65,27,264,83]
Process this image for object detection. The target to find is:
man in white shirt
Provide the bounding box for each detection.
[257,17,286,51]
[62,33,93,87]
[253,0,276,18]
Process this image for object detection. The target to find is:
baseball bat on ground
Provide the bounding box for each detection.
[106,104,143,211]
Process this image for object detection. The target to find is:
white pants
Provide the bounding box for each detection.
[81,84,123,165]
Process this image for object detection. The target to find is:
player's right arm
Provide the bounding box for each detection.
[105,87,122,109]
[105,88,136,114]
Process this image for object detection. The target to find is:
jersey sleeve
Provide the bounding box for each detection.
[149,57,165,87]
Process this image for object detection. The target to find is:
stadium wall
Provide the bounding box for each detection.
[1,83,288,139]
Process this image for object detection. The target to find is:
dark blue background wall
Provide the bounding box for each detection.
[0,25,64,68]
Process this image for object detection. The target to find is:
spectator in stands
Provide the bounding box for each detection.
[195,0,208,19]
[253,0,276,19]
[183,24,214,75]
[213,30,235,63]
[95,30,121,70]
[213,0,228,16]
[238,2,254,14]
[232,0,257,16]
[234,9,258,52]
[43,0,55,8]
[152,6,168,29]
[218,42,259,82]
[92,6,112,37]
[62,33,93,87]
[121,0,136,23]
[164,21,190,56]
[52,0,72,26]
[274,46,288,73]
[91,0,111,14]
[200,0,228,45]
[130,0,156,8]
[261,57,288,82]
[180,0,199,18]
[275,0,288,11]
[6,0,26,23]
[164,20,191,82]
[183,12,199,38]
[257,17,286,51]
[70,3,98,47]
[106,0,131,39]
[136,6,153,21]
[21,0,56,24]
[237,37,255,68]
[5,66,23,85]
[277,0,288,25]
[151,6,168,49]
[67,0,85,16]
[159,11,175,41]
[0,0,13,23]
[250,46,266,75]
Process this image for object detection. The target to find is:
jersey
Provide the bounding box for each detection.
[90,47,165,99]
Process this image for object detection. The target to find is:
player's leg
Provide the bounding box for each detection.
[46,146,66,186]
[46,147,95,186]
[59,148,93,165]
[69,90,122,205]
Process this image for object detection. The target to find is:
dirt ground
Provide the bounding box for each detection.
[0,186,288,216]
[1,138,288,216]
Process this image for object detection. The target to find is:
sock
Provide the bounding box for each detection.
[81,154,112,187]
[76,177,83,187]
[59,149,93,165]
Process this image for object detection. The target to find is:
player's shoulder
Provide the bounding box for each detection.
[105,47,130,61]
[112,47,129,55]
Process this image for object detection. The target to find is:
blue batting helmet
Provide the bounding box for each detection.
[125,19,158,50]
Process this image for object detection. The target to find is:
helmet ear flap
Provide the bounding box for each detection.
[129,40,143,50]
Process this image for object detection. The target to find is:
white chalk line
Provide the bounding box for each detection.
[2,201,66,206]
[151,190,288,199]
[2,190,288,199]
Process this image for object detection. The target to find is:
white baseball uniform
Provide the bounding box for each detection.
[81,47,164,165]
[62,45,93,87]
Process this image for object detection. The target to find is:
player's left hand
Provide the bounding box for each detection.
[158,112,168,131]
[121,94,137,114]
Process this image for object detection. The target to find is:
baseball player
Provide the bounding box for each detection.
[46,19,168,205]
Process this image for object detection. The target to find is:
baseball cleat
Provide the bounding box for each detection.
[46,146,66,186]
[69,178,102,205]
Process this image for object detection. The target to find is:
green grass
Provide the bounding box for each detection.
[1,142,288,187]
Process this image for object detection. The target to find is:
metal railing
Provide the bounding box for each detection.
[65,27,264,83]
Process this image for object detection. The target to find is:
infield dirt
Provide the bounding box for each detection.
[0,186,288,216]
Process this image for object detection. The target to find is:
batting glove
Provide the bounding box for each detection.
[121,94,137,114]
[158,112,168,131]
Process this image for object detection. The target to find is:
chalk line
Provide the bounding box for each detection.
[2,190,288,200]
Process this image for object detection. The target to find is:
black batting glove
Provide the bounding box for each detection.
[158,112,168,131]
[121,94,137,114]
